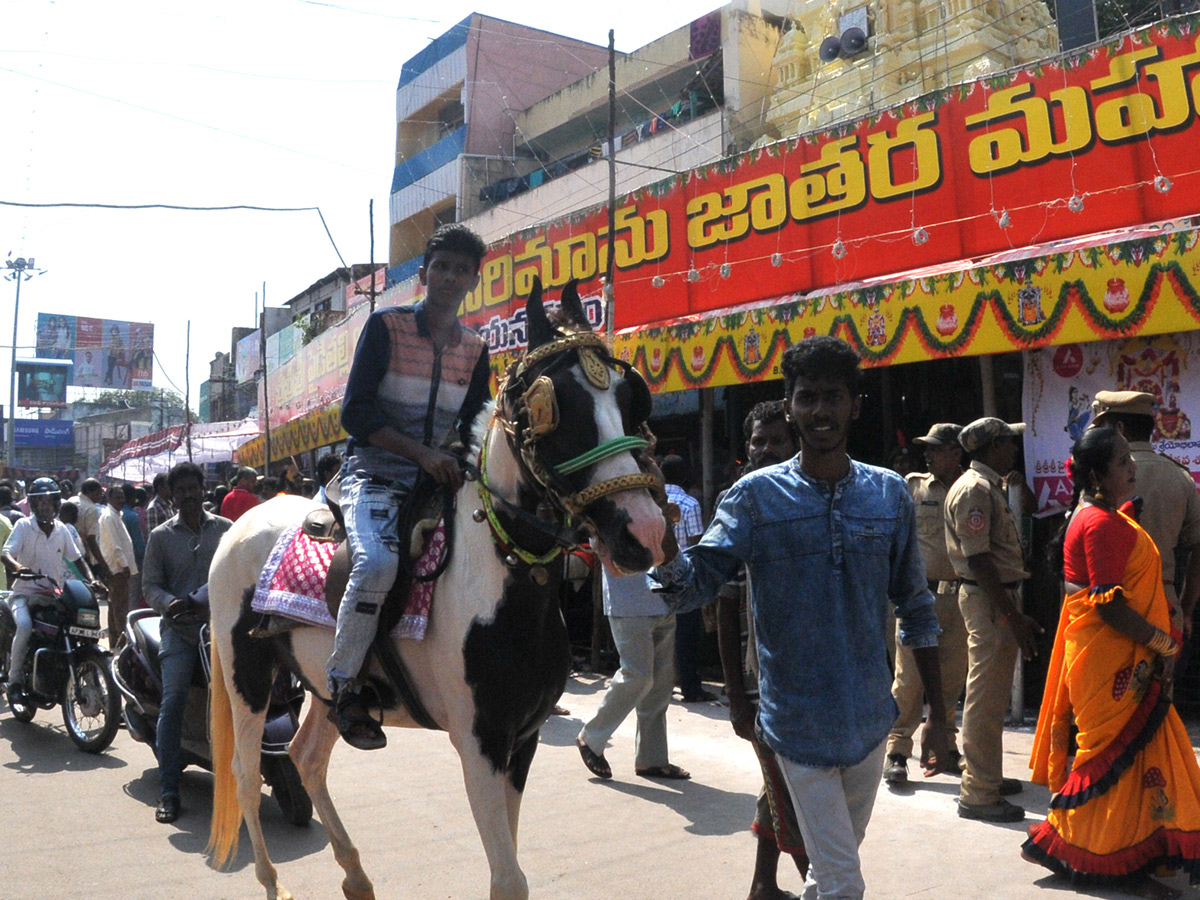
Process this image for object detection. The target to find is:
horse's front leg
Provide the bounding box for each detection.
[290,702,375,900]
[455,738,529,900]
[503,731,540,847]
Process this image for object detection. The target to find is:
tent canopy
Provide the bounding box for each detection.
[99,418,260,482]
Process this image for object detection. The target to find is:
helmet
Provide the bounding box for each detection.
[27,477,61,498]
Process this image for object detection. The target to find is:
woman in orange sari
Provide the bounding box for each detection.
[1025,425,1200,899]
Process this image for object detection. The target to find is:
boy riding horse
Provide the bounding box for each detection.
[327,224,491,749]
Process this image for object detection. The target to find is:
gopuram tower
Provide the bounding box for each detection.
[764,0,1059,135]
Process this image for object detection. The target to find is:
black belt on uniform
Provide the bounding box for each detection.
[960,578,1023,590]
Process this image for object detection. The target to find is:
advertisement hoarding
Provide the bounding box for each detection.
[35,313,153,389]
[14,419,74,447]
[16,359,71,408]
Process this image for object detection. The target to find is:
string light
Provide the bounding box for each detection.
[1068,195,1085,213]
[1155,175,1172,193]
[996,209,1011,228]
[771,252,783,267]
[651,275,665,288]
[687,268,700,282]
[912,227,929,245]
[832,239,847,259]
[720,263,731,278]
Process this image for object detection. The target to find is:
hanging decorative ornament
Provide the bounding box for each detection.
[832,239,847,259]
[1068,195,1085,213]
[912,227,929,245]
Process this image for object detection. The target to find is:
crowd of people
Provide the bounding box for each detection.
[6,220,1200,900]
[0,454,343,823]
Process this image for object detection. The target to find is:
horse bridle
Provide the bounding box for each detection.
[473,329,660,572]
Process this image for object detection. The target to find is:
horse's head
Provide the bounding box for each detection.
[496,277,666,574]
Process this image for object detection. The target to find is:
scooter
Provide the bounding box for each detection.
[111,591,313,825]
[0,572,121,753]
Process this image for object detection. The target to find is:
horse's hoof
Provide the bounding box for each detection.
[342,884,375,900]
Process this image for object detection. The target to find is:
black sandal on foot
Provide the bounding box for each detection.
[635,764,691,780]
[576,737,612,779]
[330,689,387,751]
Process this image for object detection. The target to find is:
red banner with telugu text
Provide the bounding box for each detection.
[459,16,1200,352]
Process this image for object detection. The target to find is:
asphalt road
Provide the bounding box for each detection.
[1,673,1196,900]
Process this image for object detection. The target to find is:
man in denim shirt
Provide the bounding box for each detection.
[651,336,951,900]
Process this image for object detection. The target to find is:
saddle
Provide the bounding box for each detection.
[318,481,447,635]
[311,475,451,732]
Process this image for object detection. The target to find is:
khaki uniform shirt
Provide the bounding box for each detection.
[905,470,958,582]
[1129,441,1200,586]
[944,460,1029,584]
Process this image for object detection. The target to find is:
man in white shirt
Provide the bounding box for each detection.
[2,478,98,700]
[67,478,110,580]
[98,484,137,647]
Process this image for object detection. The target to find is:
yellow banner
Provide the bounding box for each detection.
[595,228,1200,393]
[242,228,1200,464]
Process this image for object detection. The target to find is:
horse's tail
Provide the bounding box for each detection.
[206,636,242,868]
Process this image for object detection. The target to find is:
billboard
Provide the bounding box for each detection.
[235,330,260,384]
[14,419,74,448]
[16,359,71,408]
[35,313,154,389]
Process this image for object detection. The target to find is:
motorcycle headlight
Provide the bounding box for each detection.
[75,609,100,629]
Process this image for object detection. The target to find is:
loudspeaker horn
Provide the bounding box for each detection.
[840,26,867,55]
[819,36,842,61]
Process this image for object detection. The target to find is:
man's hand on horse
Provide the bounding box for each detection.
[420,447,465,491]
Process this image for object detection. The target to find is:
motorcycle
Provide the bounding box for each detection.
[0,573,122,754]
[111,592,313,826]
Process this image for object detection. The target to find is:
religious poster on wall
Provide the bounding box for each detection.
[35,313,154,389]
[1023,334,1200,513]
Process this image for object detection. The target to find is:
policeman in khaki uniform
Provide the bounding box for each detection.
[945,418,1042,823]
[1092,390,1200,638]
[884,423,970,786]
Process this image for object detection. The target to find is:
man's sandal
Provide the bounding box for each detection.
[576,736,612,779]
[635,764,691,780]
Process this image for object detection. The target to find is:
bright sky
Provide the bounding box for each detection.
[0,0,721,426]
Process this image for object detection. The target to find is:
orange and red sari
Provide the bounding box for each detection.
[1025,505,1200,883]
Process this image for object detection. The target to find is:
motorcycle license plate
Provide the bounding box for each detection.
[67,625,101,640]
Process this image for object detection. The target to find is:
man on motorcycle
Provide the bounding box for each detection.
[141,461,231,824]
[2,477,101,702]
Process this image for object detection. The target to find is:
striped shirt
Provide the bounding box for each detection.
[341,302,490,484]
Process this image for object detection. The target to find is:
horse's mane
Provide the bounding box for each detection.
[466,400,496,455]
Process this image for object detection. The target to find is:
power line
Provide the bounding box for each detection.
[0,65,376,175]
[0,200,348,268]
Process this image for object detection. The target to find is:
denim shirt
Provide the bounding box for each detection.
[650,456,939,768]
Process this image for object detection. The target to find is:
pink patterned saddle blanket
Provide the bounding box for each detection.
[250,519,446,641]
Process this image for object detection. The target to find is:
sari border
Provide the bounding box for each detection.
[1023,822,1200,885]
[1050,680,1169,811]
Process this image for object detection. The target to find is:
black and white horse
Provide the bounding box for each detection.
[205,280,667,900]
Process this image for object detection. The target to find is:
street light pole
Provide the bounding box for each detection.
[3,257,44,472]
